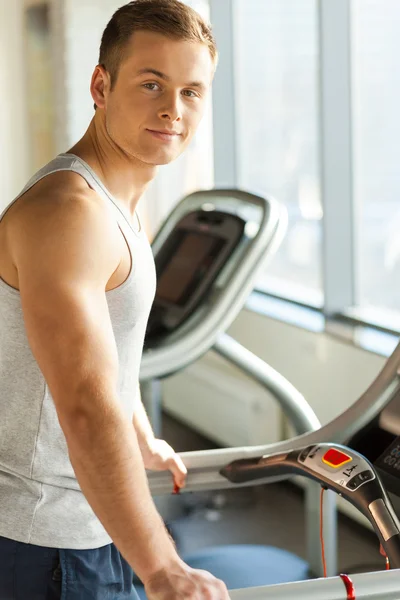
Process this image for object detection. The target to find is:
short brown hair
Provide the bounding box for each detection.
[98,0,218,89]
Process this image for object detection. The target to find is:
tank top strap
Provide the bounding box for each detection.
[1,154,143,243]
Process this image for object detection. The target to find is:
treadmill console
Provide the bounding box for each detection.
[145,208,246,345]
[348,389,400,497]
[375,437,400,481]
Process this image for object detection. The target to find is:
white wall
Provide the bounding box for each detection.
[0,0,30,209]
[231,310,386,425]
[163,308,386,440]
[50,0,122,151]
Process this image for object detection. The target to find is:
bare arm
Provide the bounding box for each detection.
[10,192,178,582]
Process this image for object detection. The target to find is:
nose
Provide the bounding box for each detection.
[157,90,182,123]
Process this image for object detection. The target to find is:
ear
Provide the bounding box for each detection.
[90,65,110,110]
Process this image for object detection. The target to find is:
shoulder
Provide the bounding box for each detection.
[10,170,103,220]
[7,169,118,238]
[7,170,121,271]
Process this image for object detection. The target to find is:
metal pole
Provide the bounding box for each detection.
[213,332,337,577]
[305,481,337,578]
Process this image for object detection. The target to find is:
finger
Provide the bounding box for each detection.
[168,456,187,488]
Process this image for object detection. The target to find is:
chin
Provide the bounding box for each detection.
[144,150,181,166]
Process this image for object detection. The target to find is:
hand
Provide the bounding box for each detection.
[140,438,187,489]
[145,561,230,600]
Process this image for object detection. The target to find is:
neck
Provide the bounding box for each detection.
[67,115,158,216]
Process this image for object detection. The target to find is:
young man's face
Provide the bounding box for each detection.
[96,30,215,166]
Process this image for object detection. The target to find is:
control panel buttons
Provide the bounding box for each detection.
[322,448,352,469]
[308,446,319,460]
[299,447,312,463]
[347,469,374,491]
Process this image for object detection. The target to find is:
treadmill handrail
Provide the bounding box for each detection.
[140,190,287,380]
[228,569,400,599]
[147,342,400,496]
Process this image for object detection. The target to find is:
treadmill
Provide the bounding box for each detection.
[144,370,400,600]
[138,188,400,598]
[137,188,339,595]
[138,184,400,597]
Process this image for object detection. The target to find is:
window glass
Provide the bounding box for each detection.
[352,0,400,329]
[235,0,322,306]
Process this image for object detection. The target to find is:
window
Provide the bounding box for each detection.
[234,0,322,306]
[352,0,400,330]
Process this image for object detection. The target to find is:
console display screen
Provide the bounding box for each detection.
[375,436,400,478]
[156,231,226,306]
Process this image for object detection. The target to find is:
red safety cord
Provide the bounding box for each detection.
[320,487,327,577]
[339,574,356,600]
[320,487,390,599]
[380,543,391,570]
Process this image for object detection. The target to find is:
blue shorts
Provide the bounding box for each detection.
[0,535,140,599]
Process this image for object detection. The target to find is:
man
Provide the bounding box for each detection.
[0,1,230,598]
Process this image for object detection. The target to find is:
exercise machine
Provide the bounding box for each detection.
[144,340,400,598]
[138,188,338,593]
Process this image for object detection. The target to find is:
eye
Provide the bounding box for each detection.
[142,82,161,91]
[182,89,199,98]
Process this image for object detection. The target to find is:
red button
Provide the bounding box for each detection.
[322,448,352,468]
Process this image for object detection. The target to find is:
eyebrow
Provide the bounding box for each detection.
[135,68,206,91]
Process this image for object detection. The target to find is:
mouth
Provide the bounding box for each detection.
[146,129,181,142]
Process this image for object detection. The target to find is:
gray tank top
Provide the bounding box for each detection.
[0,154,156,549]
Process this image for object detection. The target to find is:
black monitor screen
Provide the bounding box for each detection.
[375,436,400,479]
[156,231,226,306]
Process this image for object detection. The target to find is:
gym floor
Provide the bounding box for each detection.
[161,411,385,576]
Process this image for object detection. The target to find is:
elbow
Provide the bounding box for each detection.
[54,376,117,436]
